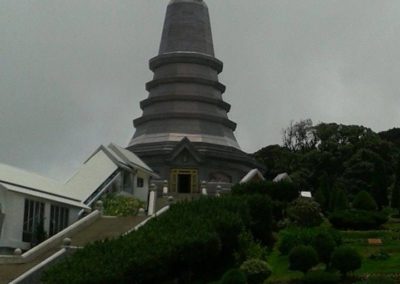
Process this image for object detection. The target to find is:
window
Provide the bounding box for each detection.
[22,199,45,243]
[137,177,144,188]
[49,205,69,236]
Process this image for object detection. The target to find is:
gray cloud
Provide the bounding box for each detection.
[1,0,400,180]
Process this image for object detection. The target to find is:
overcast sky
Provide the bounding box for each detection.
[1,0,400,181]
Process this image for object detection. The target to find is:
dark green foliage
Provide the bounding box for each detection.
[231,181,299,203]
[312,231,337,265]
[240,258,271,284]
[353,191,378,211]
[42,196,273,284]
[278,227,341,255]
[288,245,318,274]
[391,183,400,212]
[331,246,362,277]
[287,198,323,227]
[246,195,273,244]
[253,144,298,180]
[330,188,349,211]
[391,164,400,213]
[220,269,247,284]
[329,210,388,230]
[255,121,398,211]
[303,271,340,284]
[343,149,389,208]
[379,127,400,147]
[235,231,268,264]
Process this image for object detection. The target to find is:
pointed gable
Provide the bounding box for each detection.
[167,137,203,165]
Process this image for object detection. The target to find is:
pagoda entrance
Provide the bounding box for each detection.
[170,169,198,193]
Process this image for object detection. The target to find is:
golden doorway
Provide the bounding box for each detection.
[170,169,199,193]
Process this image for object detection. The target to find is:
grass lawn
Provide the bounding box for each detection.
[342,217,400,276]
[266,248,303,282]
[266,217,400,283]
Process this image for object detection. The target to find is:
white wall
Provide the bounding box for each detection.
[133,172,150,203]
[0,189,83,251]
[0,190,28,250]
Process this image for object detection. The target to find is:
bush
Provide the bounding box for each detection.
[287,198,323,227]
[278,227,341,255]
[220,269,247,284]
[303,270,340,284]
[312,231,337,265]
[331,246,362,277]
[240,258,272,284]
[329,210,388,230]
[235,231,268,264]
[102,194,144,216]
[42,196,273,284]
[353,191,378,211]
[288,245,318,274]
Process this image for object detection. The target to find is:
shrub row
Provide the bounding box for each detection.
[329,210,388,230]
[42,195,272,284]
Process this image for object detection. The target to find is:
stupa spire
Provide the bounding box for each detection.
[127,0,261,191]
[159,0,214,56]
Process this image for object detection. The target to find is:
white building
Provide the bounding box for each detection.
[0,143,156,252]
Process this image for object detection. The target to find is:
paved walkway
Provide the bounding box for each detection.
[0,215,146,284]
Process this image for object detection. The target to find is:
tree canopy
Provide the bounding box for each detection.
[254,120,400,211]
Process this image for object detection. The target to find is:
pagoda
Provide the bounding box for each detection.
[128,0,261,193]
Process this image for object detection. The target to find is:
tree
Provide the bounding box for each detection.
[331,246,362,278]
[282,119,317,152]
[343,149,389,208]
[331,188,349,211]
[353,191,377,211]
[288,245,318,274]
[287,197,323,227]
[312,231,337,267]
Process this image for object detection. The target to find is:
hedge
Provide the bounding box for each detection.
[328,210,388,230]
[42,195,272,284]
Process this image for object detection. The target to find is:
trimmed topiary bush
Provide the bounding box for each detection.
[220,269,247,284]
[287,197,323,227]
[331,246,362,277]
[240,258,271,284]
[288,245,318,274]
[278,227,341,255]
[353,190,378,211]
[303,270,340,284]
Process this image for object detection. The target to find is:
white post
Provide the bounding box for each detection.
[201,181,208,196]
[148,184,157,216]
[162,180,168,196]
